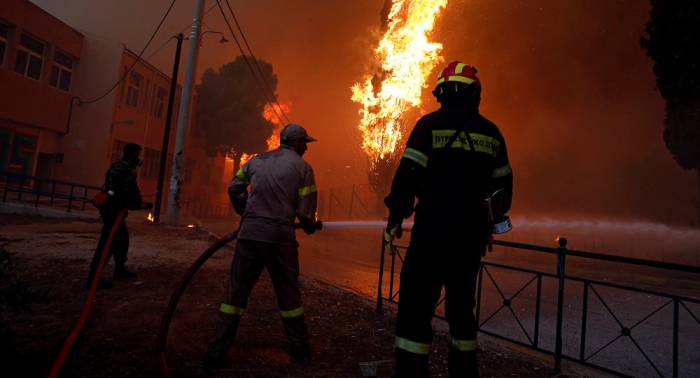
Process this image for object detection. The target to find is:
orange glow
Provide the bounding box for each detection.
[263,102,291,150]
[238,102,291,166]
[146,212,155,222]
[351,0,447,165]
[240,152,253,166]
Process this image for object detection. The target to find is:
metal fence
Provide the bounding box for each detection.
[318,184,382,221]
[376,237,700,377]
[1,171,102,213]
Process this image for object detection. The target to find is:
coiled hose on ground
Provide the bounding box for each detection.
[155,230,239,378]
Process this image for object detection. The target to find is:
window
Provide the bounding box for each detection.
[126,71,142,107]
[14,33,45,80]
[49,51,73,91]
[142,80,151,111]
[154,87,166,119]
[0,22,8,67]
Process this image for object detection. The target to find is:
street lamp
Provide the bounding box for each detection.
[200,30,229,44]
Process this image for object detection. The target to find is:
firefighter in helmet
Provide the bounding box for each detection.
[204,124,320,367]
[385,61,513,377]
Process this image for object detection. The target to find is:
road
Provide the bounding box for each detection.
[199,216,700,378]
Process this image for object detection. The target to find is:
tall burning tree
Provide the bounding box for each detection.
[351,0,448,195]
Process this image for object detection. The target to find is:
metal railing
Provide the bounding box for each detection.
[1,171,102,213]
[376,237,700,377]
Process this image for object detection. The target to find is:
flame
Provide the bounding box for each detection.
[146,212,155,222]
[238,102,292,166]
[351,0,447,163]
[264,102,292,150]
[240,152,253,166]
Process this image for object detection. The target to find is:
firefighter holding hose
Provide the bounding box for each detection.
[385,61,513,377]
[204,124,320,367]
[87,142,152,290]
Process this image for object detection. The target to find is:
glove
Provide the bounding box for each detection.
[299,216,318,235]
[141,202,153,210]
[383,215,403,243]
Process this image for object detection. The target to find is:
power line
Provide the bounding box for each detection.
[80,0,178,105]
[215,0,287,125]
[214,0,289,126]
[145,1,219,61]
[224,0,291,124]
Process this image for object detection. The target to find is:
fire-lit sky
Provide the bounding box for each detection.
[34,0,697,225]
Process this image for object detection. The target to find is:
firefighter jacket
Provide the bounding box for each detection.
[229,145,318,246]
[385,107,513,239]
[103,160,143,210]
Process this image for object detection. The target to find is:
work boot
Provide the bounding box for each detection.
[114,266,137,280]
[448,348,478,377]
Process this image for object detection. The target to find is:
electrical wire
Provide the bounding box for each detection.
[80,0,178,105]
[145,1,220,62]
[215,0,289,126]
[224,0,291,124]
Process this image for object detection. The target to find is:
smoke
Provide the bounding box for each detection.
[33,0,697,226]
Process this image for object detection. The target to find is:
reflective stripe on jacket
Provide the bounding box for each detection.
[385,108,513,235]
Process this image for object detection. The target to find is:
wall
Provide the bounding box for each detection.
[53,32,122,185]
[0,0,83,177]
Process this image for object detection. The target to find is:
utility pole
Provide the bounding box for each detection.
[165,0,205,224]
[153,33,184,223]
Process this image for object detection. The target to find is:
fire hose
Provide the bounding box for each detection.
[156,230,239,378]
[156,220,323,377]
[48,208,128,378]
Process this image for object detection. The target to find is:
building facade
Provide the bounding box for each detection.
[1,0,230,216]
[0,0,83,178]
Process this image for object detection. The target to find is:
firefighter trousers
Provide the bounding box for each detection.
[394,237,484,377]
[206,239,309,360]
[88,209,129,280]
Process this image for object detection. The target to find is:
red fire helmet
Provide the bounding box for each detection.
[435,61,480,89]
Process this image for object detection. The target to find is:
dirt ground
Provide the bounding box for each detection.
[0,215,584,377]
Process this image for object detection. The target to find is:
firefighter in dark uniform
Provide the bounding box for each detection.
[204,124,320,367]
[87,142,152,289]
[385,61,513,377]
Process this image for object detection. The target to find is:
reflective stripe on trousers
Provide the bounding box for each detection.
[450,336,477,351]
[280,306,304,318]
[219,303,245,315]
[395,336,430,354]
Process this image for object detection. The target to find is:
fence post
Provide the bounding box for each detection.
[554,237,568,373]
[376,238,386,314]
[579,281,589,361]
